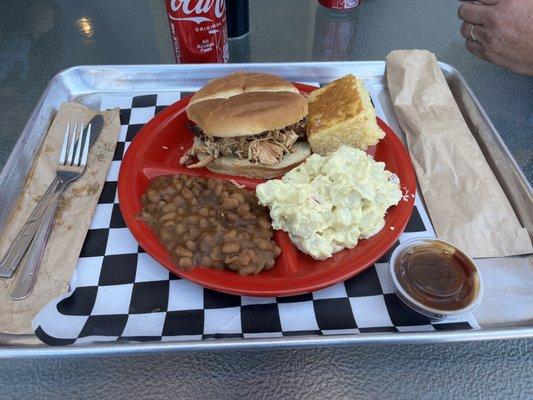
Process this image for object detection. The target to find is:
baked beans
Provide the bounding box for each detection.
[140,175,281,276]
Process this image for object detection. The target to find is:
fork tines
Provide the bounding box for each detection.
[59,122,91,167]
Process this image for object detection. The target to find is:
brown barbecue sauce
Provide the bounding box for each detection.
[394,241,479,311]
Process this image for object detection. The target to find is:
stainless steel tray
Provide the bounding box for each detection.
[0,62,531,357]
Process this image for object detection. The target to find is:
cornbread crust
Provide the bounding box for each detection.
[186,72,308,137]
[306,75,385,155]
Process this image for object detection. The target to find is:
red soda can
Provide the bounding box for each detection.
[165,0,229,63]
[318,0,362,10]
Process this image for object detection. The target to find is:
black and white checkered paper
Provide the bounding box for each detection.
[32,91,479,345]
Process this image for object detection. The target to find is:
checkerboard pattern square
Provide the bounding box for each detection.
[32,90,479,346]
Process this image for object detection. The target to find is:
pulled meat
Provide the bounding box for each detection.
[180,119,306,168]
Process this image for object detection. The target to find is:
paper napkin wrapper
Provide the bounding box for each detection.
[0,103,120,335]
[386,50,532,258]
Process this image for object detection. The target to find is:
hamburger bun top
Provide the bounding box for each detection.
[186,72,308,137]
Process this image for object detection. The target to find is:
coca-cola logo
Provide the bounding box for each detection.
[169,0,225,24]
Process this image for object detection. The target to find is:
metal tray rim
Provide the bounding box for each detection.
[1,326,532,359]
[1,61,531,355]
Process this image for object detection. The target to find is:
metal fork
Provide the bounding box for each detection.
[0,116,102,279]
[9,122,91,300]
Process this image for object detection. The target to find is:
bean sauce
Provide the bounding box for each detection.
[140,175,281,276]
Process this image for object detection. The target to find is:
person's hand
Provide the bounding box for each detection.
[458,0,533,75]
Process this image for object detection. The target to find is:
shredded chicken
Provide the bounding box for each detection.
[181,119,306,167]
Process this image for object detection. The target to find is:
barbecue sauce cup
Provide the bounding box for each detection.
[389,238,483,320]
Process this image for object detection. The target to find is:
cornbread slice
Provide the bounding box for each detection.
[306,75,385,155]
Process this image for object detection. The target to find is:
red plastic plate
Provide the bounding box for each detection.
[118,83,416,297]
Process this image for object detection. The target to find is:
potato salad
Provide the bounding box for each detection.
[256,146,402,260]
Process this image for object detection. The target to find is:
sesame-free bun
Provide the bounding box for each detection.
[186,72,308,137]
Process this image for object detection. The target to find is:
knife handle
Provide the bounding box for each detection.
[9,194,59,300]
[0,177,60,277]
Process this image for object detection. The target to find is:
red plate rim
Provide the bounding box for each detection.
[118,83,416,297]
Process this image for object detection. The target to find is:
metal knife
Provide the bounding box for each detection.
[0,114,105,278]
[87,114,104,147]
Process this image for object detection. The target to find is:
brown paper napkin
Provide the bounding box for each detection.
[386,49,532,258]
[0,103,120,334]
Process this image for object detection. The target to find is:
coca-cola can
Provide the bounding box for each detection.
[318,0,362,11]
[165,0,229,63]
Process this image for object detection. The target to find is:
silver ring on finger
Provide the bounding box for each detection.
[469,24,480,42]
